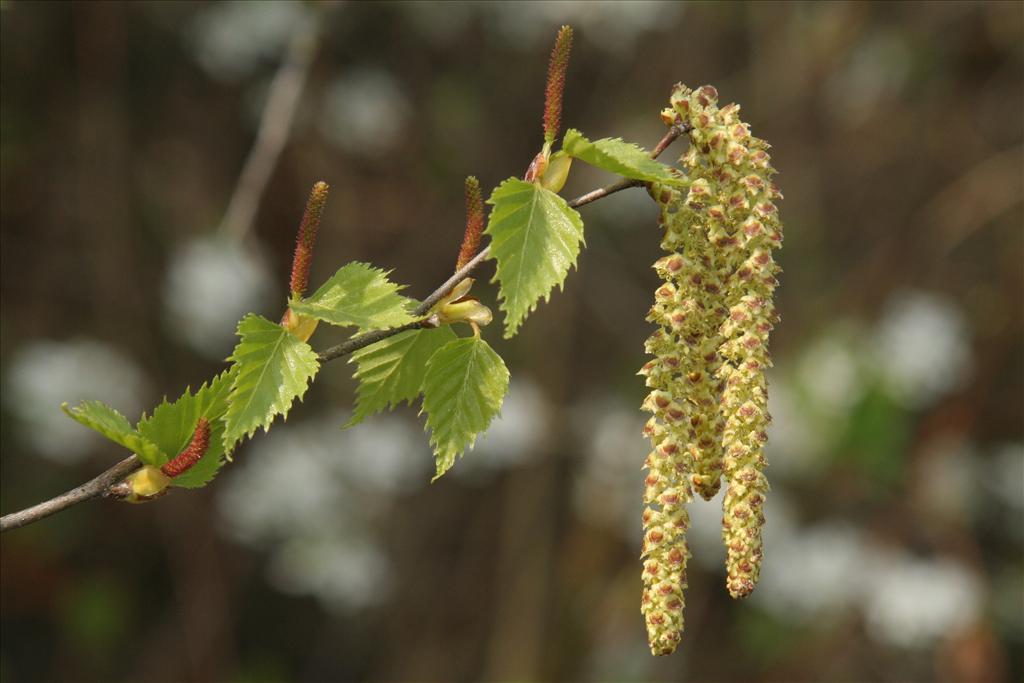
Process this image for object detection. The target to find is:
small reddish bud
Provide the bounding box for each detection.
[524,151,548,183]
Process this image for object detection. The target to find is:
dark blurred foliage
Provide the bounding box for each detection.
[1,2,1022,682]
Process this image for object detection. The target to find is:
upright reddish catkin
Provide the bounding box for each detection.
[289,181,330,298]
[543,25,573,145]
[161,418,212,479]
[456,176,484,271]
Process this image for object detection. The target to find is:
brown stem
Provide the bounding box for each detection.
[0,456,142,532]
[652,122,689,159]
[1,128,684,533]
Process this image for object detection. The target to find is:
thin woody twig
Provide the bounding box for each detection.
[0,456,142,532]
[652,122,688,158]
[1,126,687,533]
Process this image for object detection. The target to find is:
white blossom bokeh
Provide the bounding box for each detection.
[162,236,276,360]
[4,339,150,463]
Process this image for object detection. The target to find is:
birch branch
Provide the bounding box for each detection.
[0,125,686,533]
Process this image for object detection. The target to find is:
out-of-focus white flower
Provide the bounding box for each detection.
[452,378,549,482]
[755,511,985,649]
[686,486,727,569]
[872,289,972,408]
[162,236,276,360]
[189,1,313,82]
[755,520,866,618]
[481,1,683,54]
[3,339,149,463]
[765,374,829,479]
[570,398,646,542]
[217,419,352,544]
[320,68,410,156]
[268,536,391,611]
[863,552,983,648]
[341,415,431,494]
[796,328,867,416]
[217,411,431,611]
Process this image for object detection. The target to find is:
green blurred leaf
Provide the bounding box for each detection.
[62,577,129,662]
[61,400,165,466]
[837,383,910,488]
[347,326,459,428]
[290,262,416,330]
[562,128,681,184]
[223,314,319,451]
[137,369,235,488]
[421,336,509,480]
[485,177,584,338]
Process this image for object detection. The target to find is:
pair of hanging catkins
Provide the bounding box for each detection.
[640,83,783,656]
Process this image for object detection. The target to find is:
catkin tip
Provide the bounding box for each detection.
[543,25,573,144]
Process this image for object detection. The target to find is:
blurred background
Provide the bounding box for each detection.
[1,2,1021,681]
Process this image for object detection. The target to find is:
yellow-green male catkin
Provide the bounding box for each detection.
[664,83,783,599]
[638,174,732,654]
[643,182,728,502]
[641,83,782,652]
[639,191,693,654]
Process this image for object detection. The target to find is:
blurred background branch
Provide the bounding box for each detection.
[218,5,327,242]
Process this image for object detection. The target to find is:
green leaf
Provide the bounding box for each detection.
[136,369,235,488]
[289,262,417,330]
[421,336,509,480]
[62,400,166,466]
[562,128,681,184]
[347,326,459,428]
[223,314,320,451]
[485,177,584,338]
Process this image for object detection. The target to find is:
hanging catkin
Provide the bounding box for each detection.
[640,83,783,654]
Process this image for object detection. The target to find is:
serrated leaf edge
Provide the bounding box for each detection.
[485,178,584,338]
